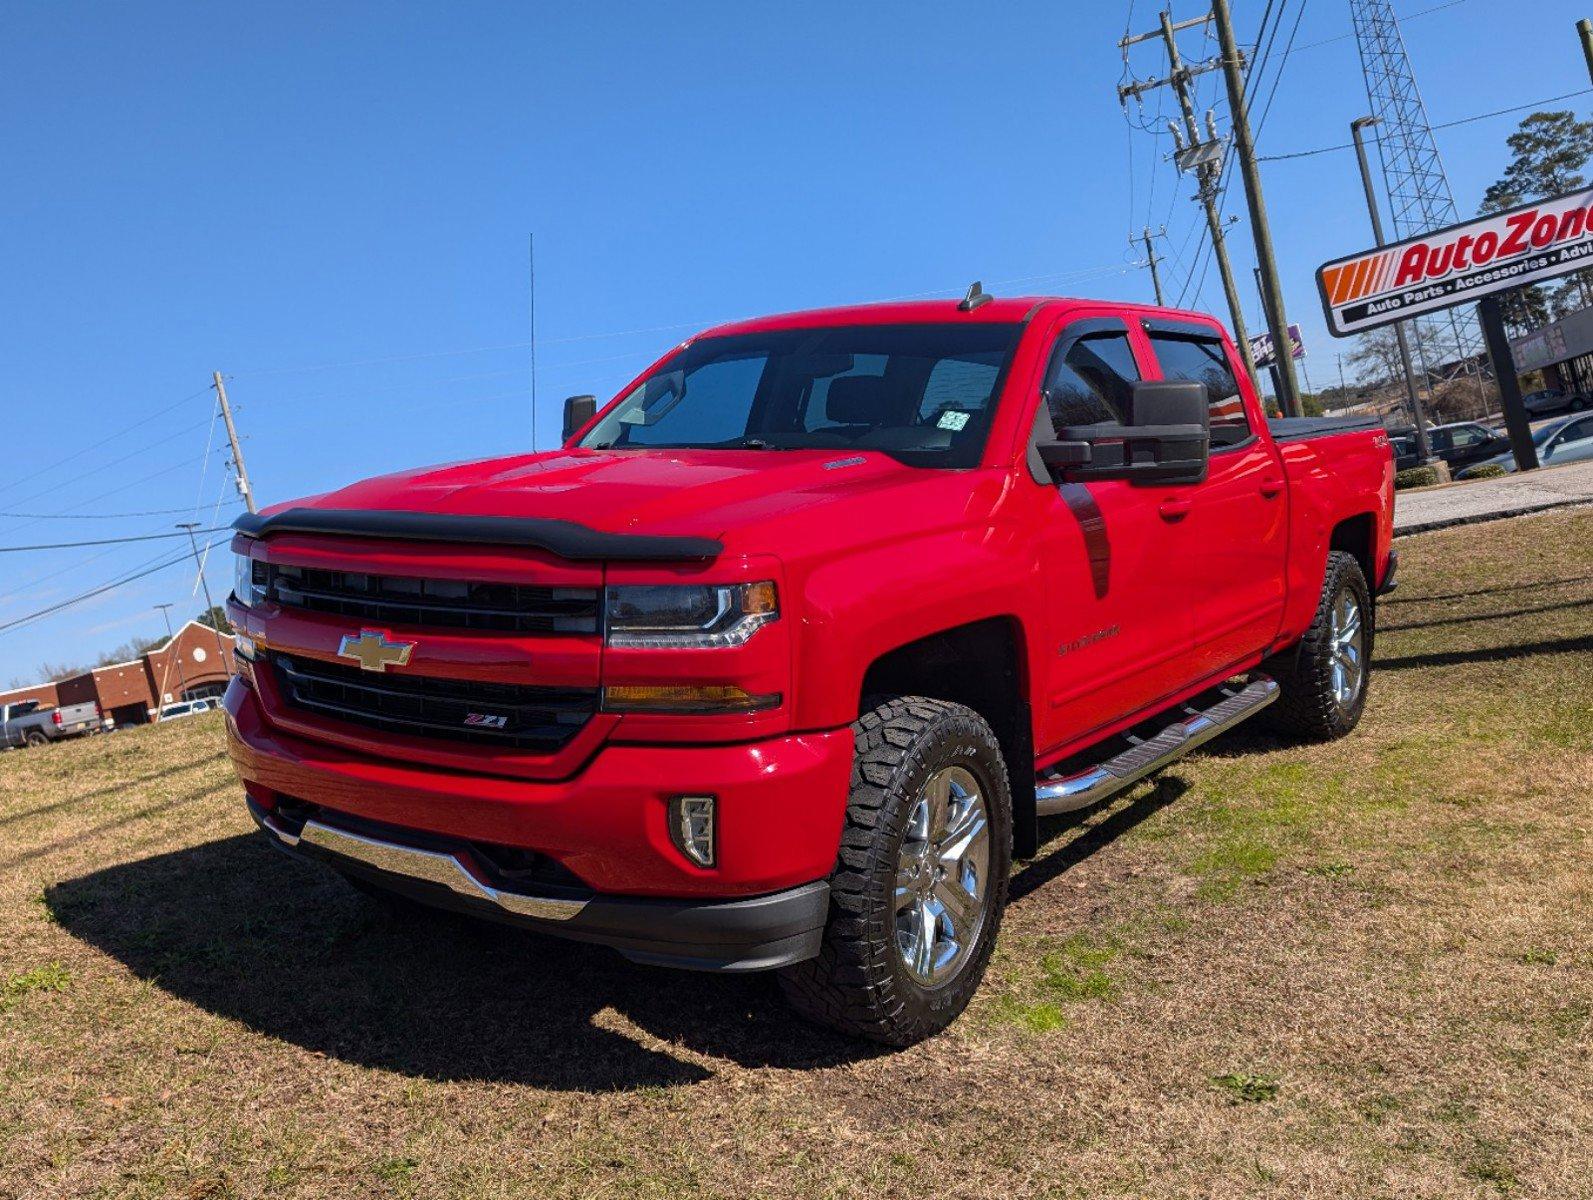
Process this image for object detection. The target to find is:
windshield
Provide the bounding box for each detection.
[577,322,1024,468]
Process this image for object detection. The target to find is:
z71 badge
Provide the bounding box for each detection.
[463,712,509,730]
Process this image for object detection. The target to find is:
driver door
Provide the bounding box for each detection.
[1031,316,1195,755]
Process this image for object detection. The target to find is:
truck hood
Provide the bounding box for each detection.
[272,448,980,555]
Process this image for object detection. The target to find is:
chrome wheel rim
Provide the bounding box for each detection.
[1328,590,1365,713]
[894,765,991,987]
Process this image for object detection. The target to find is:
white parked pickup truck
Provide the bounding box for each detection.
[0,700,111,749]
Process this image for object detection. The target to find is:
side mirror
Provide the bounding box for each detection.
[1036,380,1210,485]
[562,394,598,442]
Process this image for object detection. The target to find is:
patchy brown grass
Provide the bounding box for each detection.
[1,509,1589,1199]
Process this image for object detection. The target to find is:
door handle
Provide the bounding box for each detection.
[1259,477,1284,498]
[1158,498,1193,520]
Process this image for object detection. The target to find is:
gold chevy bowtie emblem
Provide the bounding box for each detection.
[337,629,415,673]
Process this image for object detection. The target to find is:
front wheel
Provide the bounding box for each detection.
[1263,550,1373,742]
[777,696,1011,1045]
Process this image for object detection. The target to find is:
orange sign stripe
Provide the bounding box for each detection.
[1322,265,1345,306]
[1329,263,1354,306]
[1350,255,1374,302]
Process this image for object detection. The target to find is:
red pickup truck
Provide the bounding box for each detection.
[223,293,1394,1044]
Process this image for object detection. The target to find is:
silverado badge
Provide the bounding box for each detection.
[337,629,415,673]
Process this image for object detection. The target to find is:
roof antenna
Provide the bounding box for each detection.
[958,281,992,312]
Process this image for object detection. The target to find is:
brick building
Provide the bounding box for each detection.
[0,679,60,712]
[1,620,235,726]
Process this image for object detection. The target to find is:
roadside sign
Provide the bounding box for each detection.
[1248,324,1304,369]
[1316,188,1593,337]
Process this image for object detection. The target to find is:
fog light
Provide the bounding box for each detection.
[669,795,716,868]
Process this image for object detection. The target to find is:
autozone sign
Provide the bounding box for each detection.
[1317,188,1593,336]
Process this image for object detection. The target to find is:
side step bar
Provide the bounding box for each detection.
[1035,675,1279,816]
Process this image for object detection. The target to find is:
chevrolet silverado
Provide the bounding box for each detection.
[224,293,1394,1044]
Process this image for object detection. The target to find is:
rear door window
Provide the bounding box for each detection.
[1146,331,1250,447]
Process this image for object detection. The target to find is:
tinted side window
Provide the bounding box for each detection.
[1043,331,1140,427]
[1147,332,1250,446]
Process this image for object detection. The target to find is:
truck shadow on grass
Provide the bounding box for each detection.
[48,781,1172,1091]
[47,834,885,1091]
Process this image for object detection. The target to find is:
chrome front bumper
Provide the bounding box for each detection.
[248,799,830,972]
[256,806,589,923]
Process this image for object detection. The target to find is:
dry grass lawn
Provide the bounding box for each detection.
[1,508,1589,1199]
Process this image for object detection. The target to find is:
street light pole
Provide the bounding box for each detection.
[153,603,189,715]
[176,522,232,668]
[1350,115,1437,466]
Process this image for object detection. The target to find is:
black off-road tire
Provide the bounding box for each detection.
[777,696,1012,1046]
[23,730,49,748]
[1263,550,1373,742]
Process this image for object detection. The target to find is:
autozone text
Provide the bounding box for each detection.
[1317,189,1593,336]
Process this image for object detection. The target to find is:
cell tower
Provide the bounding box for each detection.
[1350,0,1489,403]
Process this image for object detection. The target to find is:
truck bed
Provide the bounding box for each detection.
[1267,415,1385,443]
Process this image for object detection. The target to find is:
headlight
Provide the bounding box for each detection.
[233,550,262,607]
[604,581,777,648]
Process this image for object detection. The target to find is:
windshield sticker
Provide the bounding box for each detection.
[937,411,971,431]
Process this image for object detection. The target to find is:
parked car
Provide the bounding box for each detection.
[1390,421,1510,473]
[224,294,1395,1044]
[1,699,110,748]
[1456,411,1593,478]
[151,697,220,722]
[1521,388,1589,417]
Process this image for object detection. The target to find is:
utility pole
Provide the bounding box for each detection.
[177,522,233,665]
[1252,266,1283,406]
[212,373,256,513]
[1579,18,1593,85]
[1211,0,1302,417]
[1119,10,1259,389]
[1350,116,1436,466]
[1138,226,1168,305]
[153,603,189,713]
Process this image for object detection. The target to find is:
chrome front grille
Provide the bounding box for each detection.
[271,653,596,752]
[256,562,599,636]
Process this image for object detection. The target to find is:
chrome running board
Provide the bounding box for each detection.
[257,811,590,922]
[1035,675,1278,817]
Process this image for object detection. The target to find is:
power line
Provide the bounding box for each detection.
[1173,0,1281,310]
[0,540,228,637]
[0,501,242,520]
[0,527,229,554]
[0,418,217,519]
[0,387,211,504]
[0,519,198,609]
[1285,0,1470,55]
[1253,0,1310,138]
[1258,87,1593,161]
[0,451,225,541]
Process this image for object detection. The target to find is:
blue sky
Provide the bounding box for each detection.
[3,0,1589,680]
